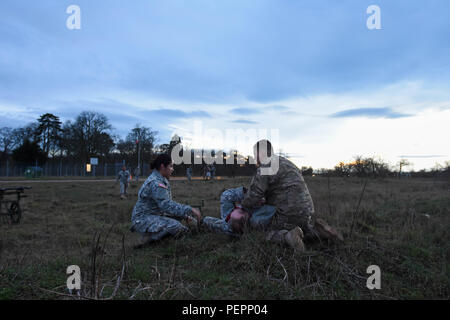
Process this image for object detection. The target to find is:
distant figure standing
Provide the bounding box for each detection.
[134,167,140,182]
[205,166,211,180]
[202,165,210,180]
[117,166,131,199]
[210,164,216,179]
[186,166,193,182]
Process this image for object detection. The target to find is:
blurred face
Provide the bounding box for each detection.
[253,143,272,166]
[159,162,174,179]
[122,166,126,171]
[229,208,250,234]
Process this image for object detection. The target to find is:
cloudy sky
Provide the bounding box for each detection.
[0,0,449,170]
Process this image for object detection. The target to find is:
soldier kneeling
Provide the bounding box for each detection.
[130,154,202,248]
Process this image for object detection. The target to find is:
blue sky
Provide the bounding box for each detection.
[0,0,449,169]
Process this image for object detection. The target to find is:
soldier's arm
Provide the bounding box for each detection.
[241,170,270,209]
[151,182,192,219]
[220,187,246,204]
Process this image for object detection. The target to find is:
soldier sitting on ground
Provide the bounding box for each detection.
[130,154,202,248]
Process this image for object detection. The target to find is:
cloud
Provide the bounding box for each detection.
[230,107,263,115]
[230,119,258,124]
[229,105,291,116]
[146,108,212,119]
[265,105,291,112]
[398,155,445,158]
[330,107,413,119]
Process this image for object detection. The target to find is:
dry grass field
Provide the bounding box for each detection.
[0,176,449,299]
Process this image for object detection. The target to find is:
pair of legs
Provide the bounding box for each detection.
[120,182,128,198]
[131,214,189,246]
[202,188,277,237]
[202,188,342,251]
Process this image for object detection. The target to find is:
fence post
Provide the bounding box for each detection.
[6,159,9,177]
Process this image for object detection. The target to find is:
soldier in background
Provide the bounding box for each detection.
[210,164,216,179]
[186,166,193,182]
[130,154,202,248]
[116,165,131,199]
[203,165,211,181]
[241,140,343,252]
[134,166,140,182]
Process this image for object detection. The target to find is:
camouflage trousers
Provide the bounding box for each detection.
[201,216,236,236]
[120,182,128,195]
[202,205,276,236]
[131,214,189,241]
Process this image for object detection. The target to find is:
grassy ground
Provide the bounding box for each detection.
[0,176,448,299]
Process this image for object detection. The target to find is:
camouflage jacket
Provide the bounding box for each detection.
[117,170,131,184]
[131,170,192,221]
[241,156,314,224]
[221,186,245,204]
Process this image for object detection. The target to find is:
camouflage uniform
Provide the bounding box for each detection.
[220,187,245,219]
[201,187,244,236]
[131,170,193,241]
[202,187,276,236]
[241,155,315,235]
[117,169,131,195]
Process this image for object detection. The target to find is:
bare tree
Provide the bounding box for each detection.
[0,127,16,158]
[60,111,114,163]
[397,159,411,178]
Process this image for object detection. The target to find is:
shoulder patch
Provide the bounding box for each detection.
[158,183,168,189]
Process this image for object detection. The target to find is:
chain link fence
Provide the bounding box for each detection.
[0,160,152,178]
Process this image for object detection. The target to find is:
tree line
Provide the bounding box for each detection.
[0,112,157,166]
[0,111,257,176]
[306,156,450,179]
[1,112,448,179]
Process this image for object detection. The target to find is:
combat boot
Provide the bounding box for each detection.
[266,227,305,252]
[133,234,155,249]
[284,227,305,252]
[314,218,344,243]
